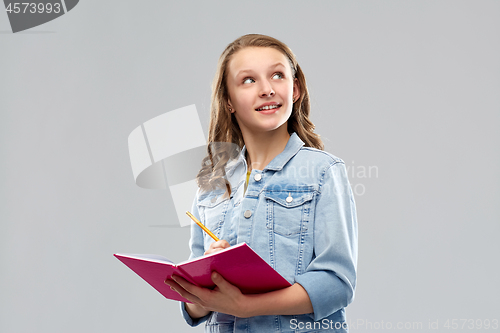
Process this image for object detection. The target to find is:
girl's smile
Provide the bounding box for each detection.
[255,102,282,113]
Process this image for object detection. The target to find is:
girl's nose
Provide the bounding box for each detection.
[259,81,275,98]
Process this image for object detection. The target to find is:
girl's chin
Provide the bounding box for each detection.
[243,121,289,135]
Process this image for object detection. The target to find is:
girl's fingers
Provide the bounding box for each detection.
[165,276,203,304]
[211,271,241,295]
[204,240,230,255]
[217,240,230,248]
[171,275,207,299]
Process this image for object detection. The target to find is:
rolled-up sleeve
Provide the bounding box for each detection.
[178,194,212,326]
[295,161,358,321]
[180,301,211,327]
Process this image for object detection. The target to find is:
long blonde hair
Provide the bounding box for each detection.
[197,34,323,195]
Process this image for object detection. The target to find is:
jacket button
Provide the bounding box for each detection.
[254,173,262,181]
[244,210,252,218]
[286,194,293,203]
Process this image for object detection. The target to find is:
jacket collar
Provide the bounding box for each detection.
[239,132,304,172]
[264,132,304,171]
[225,132,305,180]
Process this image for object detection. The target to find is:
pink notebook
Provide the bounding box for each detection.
[114,243,291,303]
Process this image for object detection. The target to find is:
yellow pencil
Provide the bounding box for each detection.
[186,211,220,242]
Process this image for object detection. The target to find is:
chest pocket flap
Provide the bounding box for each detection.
[264,190,314,208]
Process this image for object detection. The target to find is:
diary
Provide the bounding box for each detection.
[114,243,291,303]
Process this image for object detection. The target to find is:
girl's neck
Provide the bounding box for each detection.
[243,125,290,171]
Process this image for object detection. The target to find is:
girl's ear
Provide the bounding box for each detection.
[293,78,301,103]
[227,100,235,113]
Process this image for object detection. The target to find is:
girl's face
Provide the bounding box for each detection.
[226,47,300,137]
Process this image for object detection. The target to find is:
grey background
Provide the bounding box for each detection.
[1,1,499,332]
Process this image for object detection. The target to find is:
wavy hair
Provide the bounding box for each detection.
[197,34,323,195]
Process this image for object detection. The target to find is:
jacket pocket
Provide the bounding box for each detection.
[264,189,314,236]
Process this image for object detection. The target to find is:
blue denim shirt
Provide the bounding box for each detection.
[180,133,358,333]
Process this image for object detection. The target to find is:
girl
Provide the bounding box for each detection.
[166,34,357,333]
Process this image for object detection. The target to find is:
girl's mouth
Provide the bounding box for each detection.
[256,104,281,111]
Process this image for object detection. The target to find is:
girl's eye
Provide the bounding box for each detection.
[243,77,255,84]
[272,72,284,79]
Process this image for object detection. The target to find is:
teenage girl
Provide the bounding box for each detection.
[166,34,357,333]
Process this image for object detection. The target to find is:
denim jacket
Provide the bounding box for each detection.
[180,133,358,333]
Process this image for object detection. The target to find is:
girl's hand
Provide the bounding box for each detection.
[204,240,230,255]
[165,272,249,318]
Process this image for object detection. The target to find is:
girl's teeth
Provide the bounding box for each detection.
[259,105,279,111]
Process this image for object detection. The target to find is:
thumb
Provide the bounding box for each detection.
[211,271,229,289]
